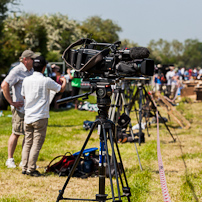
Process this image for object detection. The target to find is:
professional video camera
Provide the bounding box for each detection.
[62,38,154,79]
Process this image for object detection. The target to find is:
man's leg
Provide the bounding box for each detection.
[6,133,20,168]
[6,108,24,168]
[8,133,20,159]
[22,123,34,173]
[27,119,48,174]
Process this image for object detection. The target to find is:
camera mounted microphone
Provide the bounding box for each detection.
[129,47,150,59]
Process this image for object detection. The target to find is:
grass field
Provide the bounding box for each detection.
[0,96,202,202]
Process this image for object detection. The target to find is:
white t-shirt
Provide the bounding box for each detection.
[5,62,34,114]
[199,69,202,75]
[21,72,61,124]
[166,70,175,85]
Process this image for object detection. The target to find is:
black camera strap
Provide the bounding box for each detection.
[62,38,110,72]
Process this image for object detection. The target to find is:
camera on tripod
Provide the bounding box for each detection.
[56,38,156,201]
[62,38,154,79]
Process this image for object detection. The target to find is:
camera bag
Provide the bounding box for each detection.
[45,152,76,176]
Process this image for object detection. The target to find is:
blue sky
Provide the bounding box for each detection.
[15,0,202,47]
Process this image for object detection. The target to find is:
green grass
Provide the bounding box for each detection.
[0,99,202,201]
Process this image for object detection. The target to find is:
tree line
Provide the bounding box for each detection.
[0,1,202,74]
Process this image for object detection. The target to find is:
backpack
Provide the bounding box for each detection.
[45,148,123,178]
[45,149,99,177]
[45,152,76,176]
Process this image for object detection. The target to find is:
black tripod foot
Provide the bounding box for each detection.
[123,187,131,197]
[96,194,108,201]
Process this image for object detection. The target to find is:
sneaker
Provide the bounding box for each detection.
[6,158,16,168]
[27,170,41,177]
[22,170,27,175]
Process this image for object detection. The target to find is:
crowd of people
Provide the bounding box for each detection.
[152,65,202,99]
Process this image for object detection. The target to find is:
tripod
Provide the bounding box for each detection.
[108,80,142,170]
[127,80,151,146]
[56,82,131,202]
[127,80,175,142]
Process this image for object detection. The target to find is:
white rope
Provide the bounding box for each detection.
[151,94,172,202]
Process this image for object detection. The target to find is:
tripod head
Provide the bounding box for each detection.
[57,78,116,120]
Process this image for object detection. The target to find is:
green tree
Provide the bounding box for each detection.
[0,0,20,73]
[0,13,84,71]
[1,13,48,72]
[148,38,202,68]
[41,13,83,55]
[0,0,19,34]
[80,16,122,43]
[170,40,184,67]
[119,39,138,49]
[181,39,202,67]
[148,39,174,65]
[148,39,185,66]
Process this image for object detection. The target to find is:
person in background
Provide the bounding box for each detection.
[171,68,180,98]
[188,68,192,80]
[53,67,65,109]
[51,64,60,81]
[1,50,37,168]
[166,66,175,98]
[192,67,198,80]
[63,68,73,108]
[152,69,161,92]
[67,68,81,109]
[180,67,185,80]
[184,68,189,80]
[197,68,202,80]
[21,56,66,176]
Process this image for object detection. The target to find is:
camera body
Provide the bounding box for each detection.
[63,38,154,79]
[70,48,115,75]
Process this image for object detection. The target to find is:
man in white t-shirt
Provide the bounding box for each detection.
[21,56,66,176]
[166,66,175,98]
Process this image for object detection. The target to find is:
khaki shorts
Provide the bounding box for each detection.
[12,108,25,135]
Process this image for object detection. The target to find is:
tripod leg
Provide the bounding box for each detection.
[102,125,118,201]
[157,111,176,142]
[143,86,176,142]
[110,124,131,201]
[108,91,116,120]
[121,93,143,171]
[111,91,120,123]
[99,121,131,202]
[128,86,139,113]
[138,86,143,146]
[144,116,150,137]
[96,131,108,202]
[56,121,98,202]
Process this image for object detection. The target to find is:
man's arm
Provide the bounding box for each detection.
[67,68,73,80]
[1,80,23,109]
[59,77,66,93]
